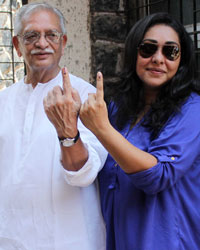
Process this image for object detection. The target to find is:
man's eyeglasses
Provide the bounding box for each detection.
[138,42,180,61]
[17,30,63,45]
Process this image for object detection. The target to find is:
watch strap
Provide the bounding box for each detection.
[58,130,80,145]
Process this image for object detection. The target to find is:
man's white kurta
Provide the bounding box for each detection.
[0,72,107,250]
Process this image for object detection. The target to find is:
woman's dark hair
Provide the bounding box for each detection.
[105,12,200,139]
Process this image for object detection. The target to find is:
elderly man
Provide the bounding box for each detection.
[0,2,106,250]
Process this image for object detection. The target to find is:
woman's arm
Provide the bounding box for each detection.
[80,72,157,174]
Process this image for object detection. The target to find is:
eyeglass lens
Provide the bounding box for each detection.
[138,43,180,61]
[21,31,62,44]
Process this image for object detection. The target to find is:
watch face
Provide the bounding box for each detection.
[59,131,80,147]
[61,139,75,147]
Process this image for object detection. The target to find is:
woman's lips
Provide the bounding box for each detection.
[147,67,166,74]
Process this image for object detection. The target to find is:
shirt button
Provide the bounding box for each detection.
[114,163,118,167]
[171,156,175,160]
[108,184,115,189]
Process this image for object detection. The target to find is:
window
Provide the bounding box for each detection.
[0,0,25,90]
[130,0,200,77]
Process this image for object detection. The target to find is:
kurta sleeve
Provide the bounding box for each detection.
[61,74,108,187]
[128,94,200,194]
[62,118,107,187]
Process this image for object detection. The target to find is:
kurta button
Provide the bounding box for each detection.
[114,163,118,167]
[171,156,175,160]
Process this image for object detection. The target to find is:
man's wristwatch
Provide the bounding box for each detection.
[58,130,80,147]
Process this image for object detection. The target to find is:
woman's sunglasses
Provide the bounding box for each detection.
[138,42,180,61]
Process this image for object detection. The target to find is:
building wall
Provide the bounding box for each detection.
[28,0,91,83]
[90,0,129,86]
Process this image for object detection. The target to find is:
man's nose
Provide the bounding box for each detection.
[35,34,49,48]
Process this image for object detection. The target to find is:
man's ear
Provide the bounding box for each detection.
[61,34,67,56]
[12,36,22,57]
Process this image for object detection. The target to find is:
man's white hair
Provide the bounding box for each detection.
[14,2,67,35]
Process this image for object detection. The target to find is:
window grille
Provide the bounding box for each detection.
[130,0,200,77]
[0,0,26,90]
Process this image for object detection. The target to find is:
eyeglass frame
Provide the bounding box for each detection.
[17,30,64,45]
[137,40,181,61]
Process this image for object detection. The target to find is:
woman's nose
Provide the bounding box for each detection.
[151,48,164,64]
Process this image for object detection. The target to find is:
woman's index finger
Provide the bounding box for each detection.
[96,71,104,102]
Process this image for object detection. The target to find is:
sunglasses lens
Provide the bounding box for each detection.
[138,43,157,58]
[163,45,180,61]
[138,42,180,61]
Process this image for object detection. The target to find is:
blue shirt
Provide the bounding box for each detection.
[99,92,200,250]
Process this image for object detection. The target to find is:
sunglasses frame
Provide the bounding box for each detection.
[138,42,180,61]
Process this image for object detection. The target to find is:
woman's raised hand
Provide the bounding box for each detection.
[80,72,109,136]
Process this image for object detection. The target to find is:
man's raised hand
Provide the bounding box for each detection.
[43,67,81,138]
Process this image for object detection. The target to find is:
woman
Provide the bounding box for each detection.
[80,13,200,250]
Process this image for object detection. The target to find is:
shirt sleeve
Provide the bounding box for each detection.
[128,95,200,194]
